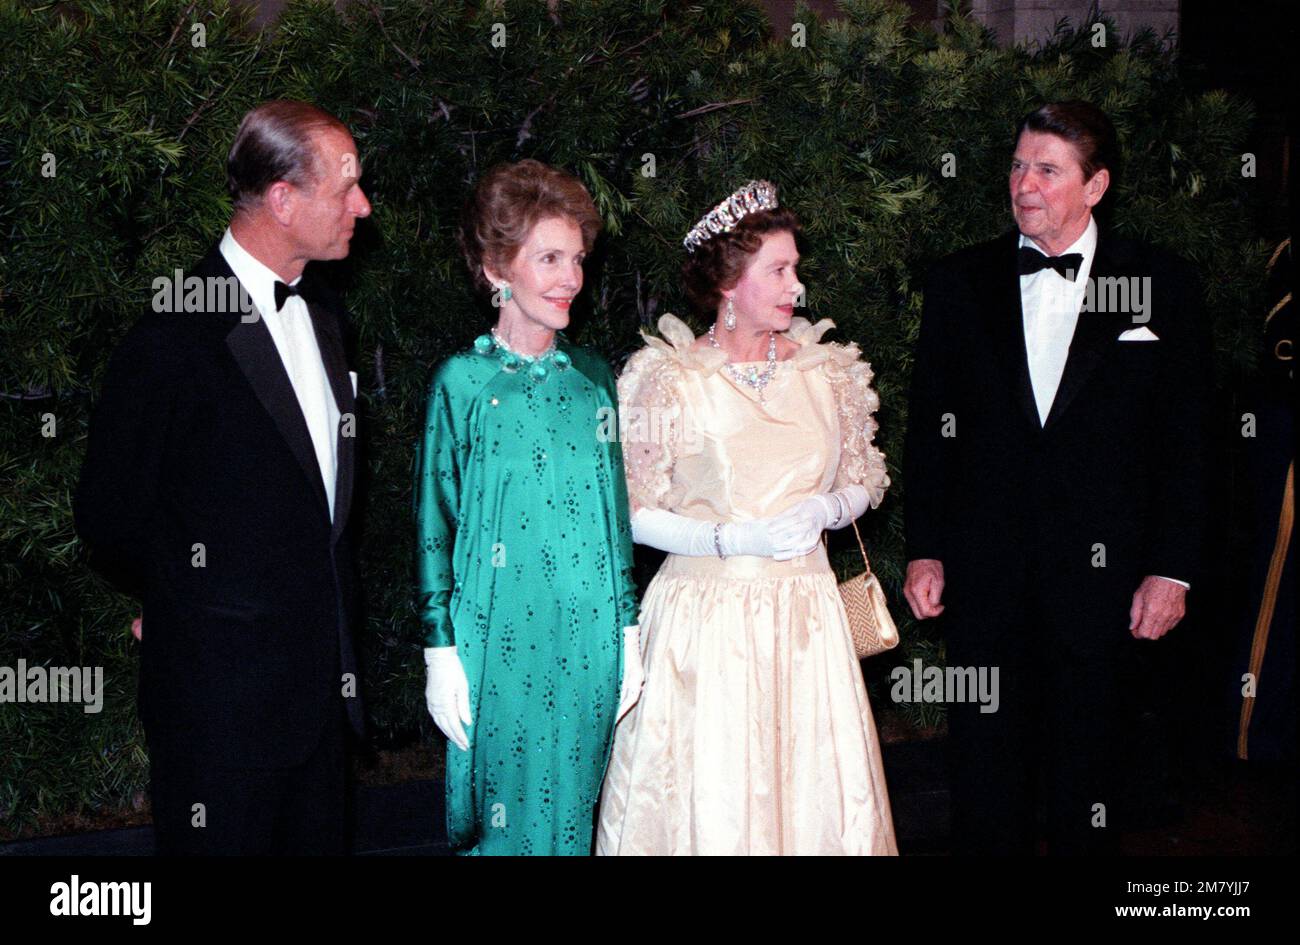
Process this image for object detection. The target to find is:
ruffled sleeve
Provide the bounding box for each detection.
[616,346,682,514]
[616,313,710,514]
[802,324,889,507]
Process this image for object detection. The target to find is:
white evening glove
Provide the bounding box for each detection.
[825,485,872,524]
[767,485,873,560]
[630,506,781,558]
[423,645,472,751]
[617,625,644,722]
[766,497,827,560]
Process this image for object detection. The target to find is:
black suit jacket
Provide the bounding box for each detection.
[903,228,1212,654]
[74,244,365,767]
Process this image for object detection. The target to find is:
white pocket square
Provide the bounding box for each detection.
[348,370,358,397]
[1117,326,1159,341]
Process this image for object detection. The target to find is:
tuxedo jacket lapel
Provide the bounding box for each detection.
[226,308,333,520]
[1043,230,1130,431]
[307,299,356,540]
[204,244,357,535]
[984,231,1041,430]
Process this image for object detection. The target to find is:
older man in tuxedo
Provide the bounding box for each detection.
[903,101,1211,854]
[75,101,371,854]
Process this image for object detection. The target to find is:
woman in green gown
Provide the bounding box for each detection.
[416,160,643,855]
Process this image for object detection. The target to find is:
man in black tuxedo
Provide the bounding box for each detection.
[903,101,1211,854]
[74,100,372,854]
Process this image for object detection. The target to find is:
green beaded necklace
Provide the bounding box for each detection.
[474,328,572,380]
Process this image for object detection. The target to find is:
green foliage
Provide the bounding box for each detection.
[0,0,1269,832]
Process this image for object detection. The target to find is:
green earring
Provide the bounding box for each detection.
[500,283,513,302]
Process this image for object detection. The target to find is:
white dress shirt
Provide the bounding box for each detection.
[1017,217,1187,590]
[220,228,339,521]
[1019,216,1097,427]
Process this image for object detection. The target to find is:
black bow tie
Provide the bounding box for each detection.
[1017,246,1084,280]
[273,278,318,312]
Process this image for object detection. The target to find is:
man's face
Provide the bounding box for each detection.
[1009,130,1108,252]
[287,128,371,261]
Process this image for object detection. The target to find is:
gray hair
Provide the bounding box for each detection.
[226,100,350,211]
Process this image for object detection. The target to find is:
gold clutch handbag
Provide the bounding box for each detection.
[832,519,899,659]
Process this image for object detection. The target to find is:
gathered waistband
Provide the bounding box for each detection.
[657,542,832,581]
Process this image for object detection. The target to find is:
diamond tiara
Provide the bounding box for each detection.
[682,180,779,254]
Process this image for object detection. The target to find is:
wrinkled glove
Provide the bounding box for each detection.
[820,485,871,527]
[617,625,644,722]
[423,645,472,751]
[717,518,782,558]
[767,485,872,560]
[631,506,783,558]
[766,497,828,561]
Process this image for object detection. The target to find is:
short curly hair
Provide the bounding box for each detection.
[458,159,602,295]
[681,206,802,315]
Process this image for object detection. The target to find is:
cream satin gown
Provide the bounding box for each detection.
[596,314,898,855]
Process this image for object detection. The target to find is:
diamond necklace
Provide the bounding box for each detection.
[490,325,556,361]
[707,324,778,397]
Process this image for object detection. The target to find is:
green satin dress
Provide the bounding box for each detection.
[415,331,639,855]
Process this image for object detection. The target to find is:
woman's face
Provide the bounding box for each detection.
[724,230,803,332]
[484,215,587,332]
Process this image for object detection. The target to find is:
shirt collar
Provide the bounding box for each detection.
[1018,214,1098,264]
[218,227,301,319]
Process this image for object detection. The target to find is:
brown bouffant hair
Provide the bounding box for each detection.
[681,206,802,315]
[458,159,603,295]
[227,100,350,211]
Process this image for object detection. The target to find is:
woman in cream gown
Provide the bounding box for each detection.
[596,186,896,855]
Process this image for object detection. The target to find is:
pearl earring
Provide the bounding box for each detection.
[724,297,736,331]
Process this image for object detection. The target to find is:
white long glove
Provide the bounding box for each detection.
[617,625,644,722]
[767,484,872,558]
[819,484,872,527]
[424,645,472,751]
[630,487,870,562]
[631,507,786,558]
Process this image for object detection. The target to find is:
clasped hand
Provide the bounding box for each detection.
[764,495,832,560]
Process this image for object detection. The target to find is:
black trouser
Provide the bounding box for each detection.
[944,572,1133,855]
[148,701,349,856]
